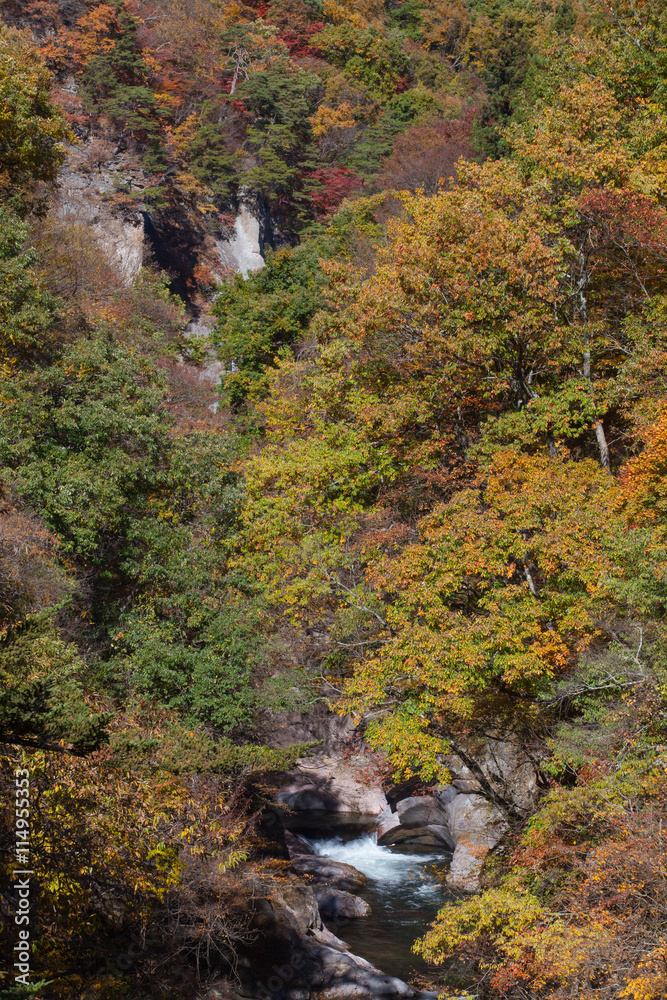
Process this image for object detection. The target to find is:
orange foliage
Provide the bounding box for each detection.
[616,407,667,530]
[40,3,120,71]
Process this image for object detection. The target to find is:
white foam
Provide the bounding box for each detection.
[306,834,439,885]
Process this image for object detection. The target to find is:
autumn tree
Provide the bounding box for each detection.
[373,115,474,194]
[0,23,72,218]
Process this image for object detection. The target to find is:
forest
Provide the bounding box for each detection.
[0,0,667,997]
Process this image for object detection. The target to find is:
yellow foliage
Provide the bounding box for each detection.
[310,101,357,138]
[322,0,385,28]
[620,945,667,1000]
[365,712,450,784]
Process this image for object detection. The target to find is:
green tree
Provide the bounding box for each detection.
[79,3,165,167]
[0,613,109,751]
[0,333,168,564]
[212,243,327,407]
[0,207,63,373]
[469,13,535,158]
[237,66,320,199]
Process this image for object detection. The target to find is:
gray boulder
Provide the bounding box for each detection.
[249,883,413,1000]
[284,830,368,891]
[257,701,356,753]
[378,824,454,849]
[254,883,323,938]
[434,784,458,806]
[276,755,389,819]
[396,795,449,828]
[290,854,368,892]
[376,804,402,841]
[445,793,509,893]
[311,926,414,1000]
[314,887,371,919]
[444,736,540,815]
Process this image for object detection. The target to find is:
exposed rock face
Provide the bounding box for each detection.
[94,214,144,284]
[445,736,540,815]
[214,191,268,277]
[276,755,388,820]
[446,793,508,843]
[276,760,511,891]
[434,785,458,807]
[181,315,227,411]
[272,709,536,893]
[54,137,268,293]
[55,145,146,286]
[257,883,322,938]
[311,929,414,1000]
[258,701,357,754]
[377,788,508,890]
[375,734,539,890]
[444,793,509,892]
[215,202,265,276]
[378,794,453,847]
[396,795,450,828]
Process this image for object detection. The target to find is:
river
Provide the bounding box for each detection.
[305,833,453,983]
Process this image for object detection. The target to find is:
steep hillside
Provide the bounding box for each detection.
[2,1,667,999]
[0,0,571,292]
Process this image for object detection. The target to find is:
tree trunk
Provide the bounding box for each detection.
[583,344,610,469]
[594,419,610,470]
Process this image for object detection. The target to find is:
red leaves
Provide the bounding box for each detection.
[578,188,667,257]
[277,22,325,57]
[305,165,363,217]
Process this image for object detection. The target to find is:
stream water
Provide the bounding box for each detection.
[305,833,452,983]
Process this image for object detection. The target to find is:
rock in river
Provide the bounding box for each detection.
[314,886,371,920]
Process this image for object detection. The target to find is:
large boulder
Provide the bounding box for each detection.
[255,883,322,937]
[377,795,455,848]
[445,794,509,893]
[291,854,368,892]
[276,755,389,819]
[444,737,540,815]
[434,784,458,807]
[284,831,368,892]
[312,927,414,1000]
[376,788,509,890]
[379,824,454,849]
[376,804,402,841]
[248,882,413,1000]
[314,887,371,920]
[396,795,450,828]
[284,833,370,921]
[313,931,415,1000]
